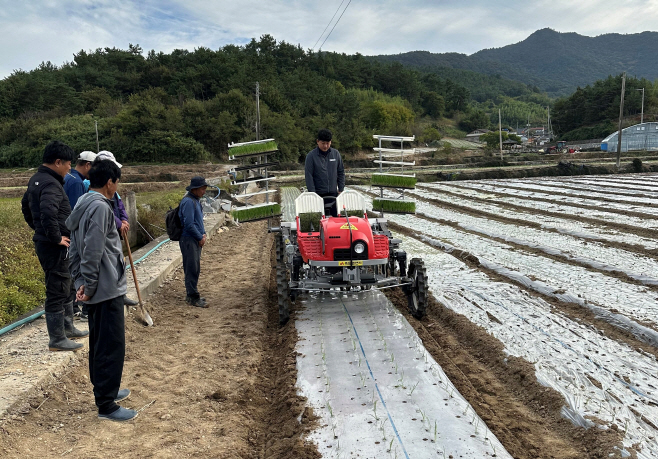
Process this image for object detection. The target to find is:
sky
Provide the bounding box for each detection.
[2,0,658,79]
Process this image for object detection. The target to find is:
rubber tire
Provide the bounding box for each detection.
[406,258,428,319]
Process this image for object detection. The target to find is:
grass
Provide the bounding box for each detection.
[231,203,281,222]
[135,187,188,242]
[372,199,416,214]
[229,140,278,157]
[0,198,46,327]
[371,174,417,189]
[299,212,322,232]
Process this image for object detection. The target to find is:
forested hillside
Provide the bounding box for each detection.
[375,28,658,97]
[551,75,657,140]
[0,36,481,167]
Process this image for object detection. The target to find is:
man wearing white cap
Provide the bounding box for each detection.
[64,150,97,209]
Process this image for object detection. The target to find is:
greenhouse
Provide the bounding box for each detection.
[601,122,658,152]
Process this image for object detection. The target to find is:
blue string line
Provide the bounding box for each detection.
[340,297,411,459]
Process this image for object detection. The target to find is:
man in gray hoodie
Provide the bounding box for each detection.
[66,159,136,422]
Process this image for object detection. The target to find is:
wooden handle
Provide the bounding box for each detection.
[124,237,143,305]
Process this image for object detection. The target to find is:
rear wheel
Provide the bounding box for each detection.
[276,234,290,326]
[405,258,428,319]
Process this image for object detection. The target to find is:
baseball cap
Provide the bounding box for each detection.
[96,150,122,168]
[78,151,97,162]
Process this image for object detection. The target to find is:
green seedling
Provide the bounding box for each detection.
[409,381,419,396]
[380,418,388,441]
[298,212,322,232]
[371,174,417,189]
[434,421,438,443]
[388,438,394,452]
[373,400,379,420]
[390,353,395,363]
[327,401,333,417]
[372,198,416,214]
[231,203,281,222]
[229,140,278,157]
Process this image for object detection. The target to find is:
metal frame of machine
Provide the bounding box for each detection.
[272,190,427,325]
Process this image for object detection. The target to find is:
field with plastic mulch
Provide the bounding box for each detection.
[354,173,658,459]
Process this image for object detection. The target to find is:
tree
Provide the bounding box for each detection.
[459,110,489,132]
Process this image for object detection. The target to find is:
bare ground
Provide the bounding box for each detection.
[0,221,319,459]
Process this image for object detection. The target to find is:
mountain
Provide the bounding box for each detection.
[373,28,658,97]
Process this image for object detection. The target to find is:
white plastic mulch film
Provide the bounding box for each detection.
[351,173,658,458]
[296,290,511,458]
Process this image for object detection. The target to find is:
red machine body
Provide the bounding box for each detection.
[297,216,389,263]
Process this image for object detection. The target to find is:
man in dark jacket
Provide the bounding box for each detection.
[67,159,136,422]
[63,150,97,209]
[21,141,88,352]
[179,176,208,308]
[304,128,345,217]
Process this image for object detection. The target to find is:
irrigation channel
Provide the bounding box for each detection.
[347,172,658,459]
[281,188,511,458]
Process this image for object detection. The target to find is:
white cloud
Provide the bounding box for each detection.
[1,0,657,79]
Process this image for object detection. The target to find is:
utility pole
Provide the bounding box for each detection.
[637,87,645,124]
[255,82,261,141]
[95,120,99,152]
[499,109,503,160]
[616,72,626,169]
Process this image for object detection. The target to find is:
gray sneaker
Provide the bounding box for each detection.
[115,388,131,402]
[99,407,138,422]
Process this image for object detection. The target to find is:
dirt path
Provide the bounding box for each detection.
[0,221,319,459]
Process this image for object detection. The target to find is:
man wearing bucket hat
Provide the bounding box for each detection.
[179,176,208,308]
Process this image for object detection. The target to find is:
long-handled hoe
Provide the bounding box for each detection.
[124,238,154,326]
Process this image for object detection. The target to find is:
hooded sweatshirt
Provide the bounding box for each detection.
[66,191,127,304]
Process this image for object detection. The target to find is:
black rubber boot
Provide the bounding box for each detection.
[64,302,89,339]
[123,295,139,306]
[46,312,83,352]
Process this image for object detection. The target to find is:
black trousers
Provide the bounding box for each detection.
[88,295,125,415]
[180,236,202,299]
[320,192,339,217]
[34,241,75,314]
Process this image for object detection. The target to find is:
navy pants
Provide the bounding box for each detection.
[180,236,202,299]
[88,295,125,415]
[34,241,75,314]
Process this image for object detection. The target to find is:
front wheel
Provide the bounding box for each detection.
[405,258,428,319]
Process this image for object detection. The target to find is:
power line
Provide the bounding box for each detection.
[312,0,346,51]
[319,0,352,50]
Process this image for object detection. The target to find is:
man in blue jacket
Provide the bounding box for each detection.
[179,176,208,308]
[63,150,97,209]
[305,128,345,217]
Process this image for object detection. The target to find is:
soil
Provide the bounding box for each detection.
[0,221,319,459]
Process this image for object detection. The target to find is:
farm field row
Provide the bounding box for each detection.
[355,173,658,458]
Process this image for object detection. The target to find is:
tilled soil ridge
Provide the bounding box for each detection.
[0,221,319,459]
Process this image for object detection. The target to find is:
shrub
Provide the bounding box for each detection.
[0,198,45,327]
[633,158,643,172]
